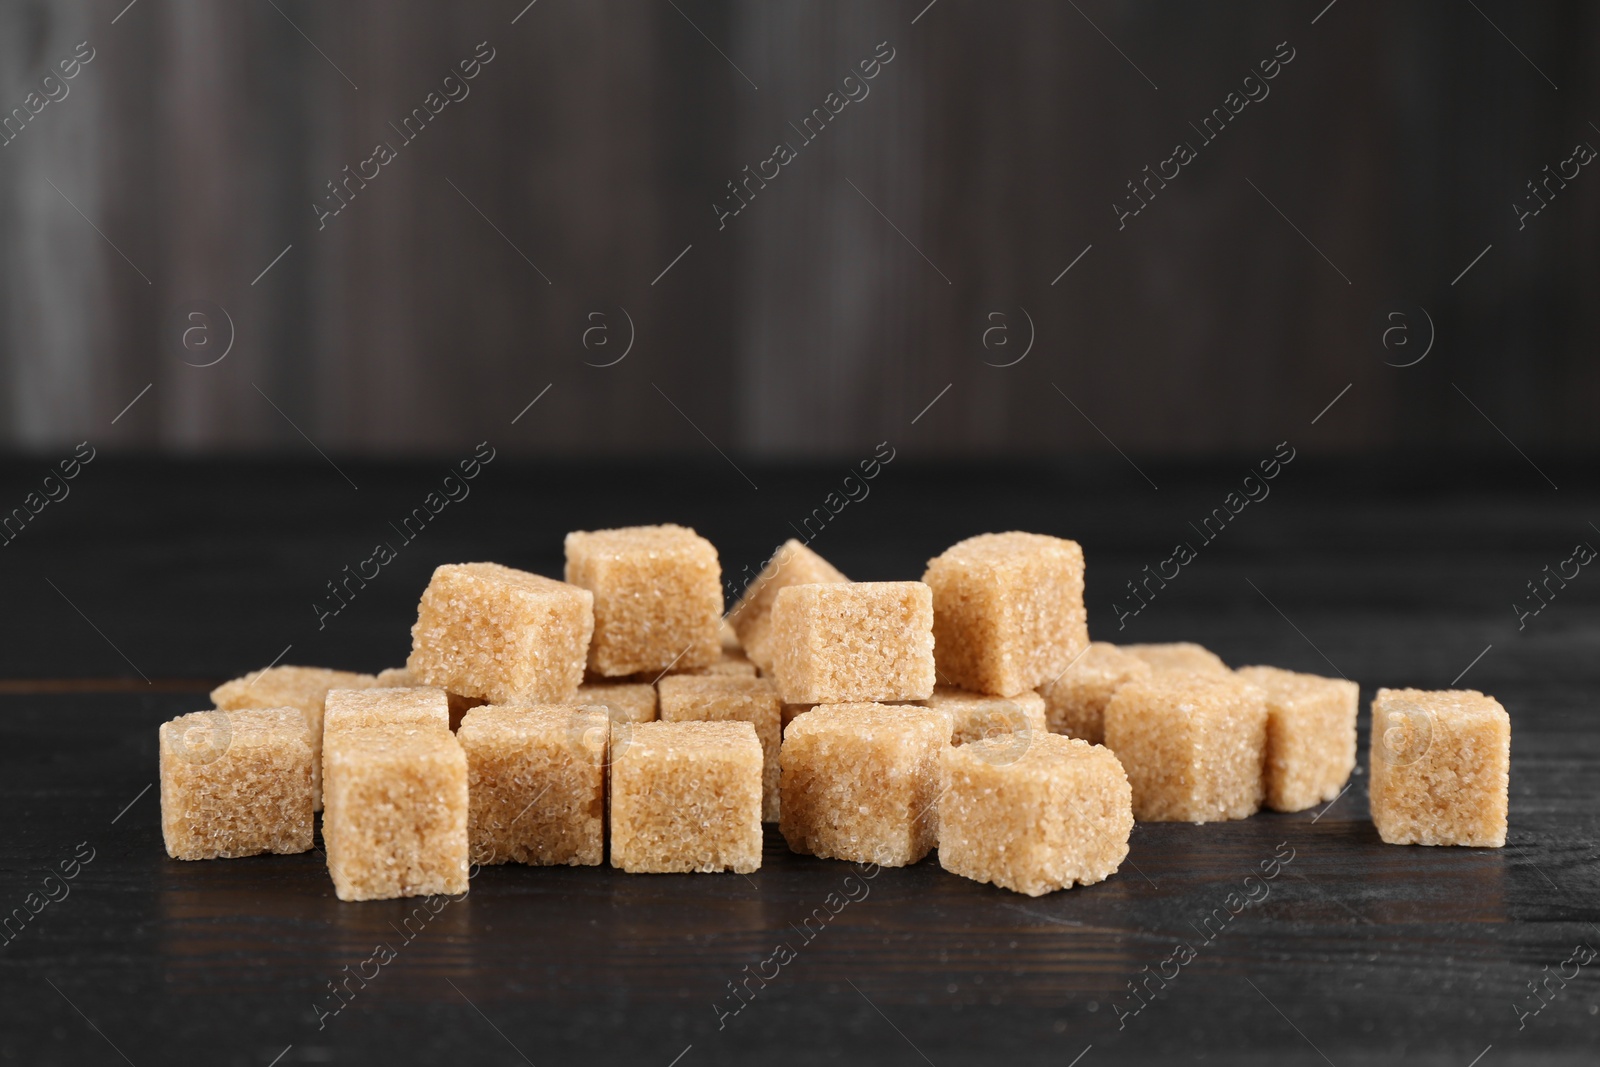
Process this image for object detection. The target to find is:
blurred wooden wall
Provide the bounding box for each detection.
[1,0,1596,458]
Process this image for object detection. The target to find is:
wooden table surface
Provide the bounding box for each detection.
[0,457,1595,1066]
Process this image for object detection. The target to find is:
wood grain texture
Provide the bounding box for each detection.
[0,458,1594,1064]
[1,2,1597,456]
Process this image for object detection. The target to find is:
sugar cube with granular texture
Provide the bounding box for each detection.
[922,532,1088,698]
[576,681,658,725]
[1368,688,1509,847]
[565,524,722,677]
[768,582,935,704]
[324,686,451,736]
[160,708,314,861]
[1103,672,1267,822]
[919,686,1048,747]
[1236,665,1359,813]
[609,721,763,874]
[939,733,1132,896]
[779,703,947,866]
[1121,642,1229,676]
[376,667,484,730]
[211,665,381,811]
[658,675,782,821]
[1039,642,1152,744]
[728,540,850,671]
[323,726,469,901]
[457,704,609,867]
[407,562,594,706]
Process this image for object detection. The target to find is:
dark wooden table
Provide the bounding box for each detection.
[1,457,1595,1066]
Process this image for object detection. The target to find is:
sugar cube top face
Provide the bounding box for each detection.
[160,708,314,861]
[609,720,763,874]
[458,704,609,867]
[1236,665,1359,813]
[564,524,723,677]
[658,675,783,821]
[324,687,451,736]
[922,532,1088,698]
[1369,688,1509,848]
[1039,642,1153,744]
[919,686,1048,748]
[211,665,381,812]
[408,562,595,706]
[1121,642,1230,676]
[728,540,850,671]
[322,727,470,901]
[779,703,947,867]
[940,733,1132,896]
[1103,672,1268,823]
[768,581,935,704]
[576,682,658,724]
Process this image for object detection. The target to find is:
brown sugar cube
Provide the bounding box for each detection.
[729,540,850,671]
[565,524,723,677]
[1122,642,1230,676]
[1236,666,1359,813]
[1039,642,1153,744]
[609,721,763,874]
[768,581,935,704]
[211,665,381,811]
[1369,688,1509,847]
[159,708,313,861]
[922,532,1088,697]
[375,667,483,729]
[325,686,451,735]
[407,562,594,706]
[659,675,782,821]
[939,734,1132,896]
[1103,673,1267,823]
[324,687,450,786]
[458,704,608,867]
[919,686,1048,747]
[323,727,469,901]
[779,703,947,866]
[577,681,658,725]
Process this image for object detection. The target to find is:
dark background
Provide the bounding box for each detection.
[0,0,1595,458]
[1,4,1598,1066]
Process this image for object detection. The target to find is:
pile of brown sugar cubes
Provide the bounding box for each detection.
[159,526,1511,900]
